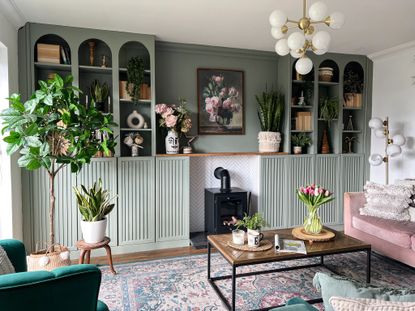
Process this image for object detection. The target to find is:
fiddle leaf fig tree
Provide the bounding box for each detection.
[0,74,117,247]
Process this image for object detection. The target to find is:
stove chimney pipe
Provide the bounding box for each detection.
[214,167,231,192]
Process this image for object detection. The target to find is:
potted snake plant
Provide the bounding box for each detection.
[256,89,285,152]
[74,179,116,243]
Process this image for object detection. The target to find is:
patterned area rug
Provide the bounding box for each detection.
[98,252,415,311]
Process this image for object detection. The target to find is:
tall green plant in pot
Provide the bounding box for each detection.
[256,89,285,152]
[74,179,116,243]
[0,75,116,253]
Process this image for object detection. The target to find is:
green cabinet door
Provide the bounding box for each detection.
[315,155,341,224]
[156,157,189,242]
[259,156,289,228]
[341,154,365,193]
[118,157,155,245]
[24,166,78,252]
[287,155,315,227]
[76,158,117,245]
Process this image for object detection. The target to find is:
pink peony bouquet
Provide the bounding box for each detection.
[155,99,192,134]
[297,184,334,208]
[203,75,241,125]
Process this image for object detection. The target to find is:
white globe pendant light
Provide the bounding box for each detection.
[269,10,287,28]
[368,154,383,166]
[313,48,328,55]
[290,49,303,59]
[374,129,385,138]
[392,134,406,146]
[368,117,384,129]
[312,31,331,50]
[295,57,313,75]
[275,39,290,56]
[287,32,306,50]
[309,1,328,21]
[271,27,286,40]
[386,144,402,157]
[328,12,345,29]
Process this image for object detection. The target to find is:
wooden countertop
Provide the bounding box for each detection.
[156,152,288,157]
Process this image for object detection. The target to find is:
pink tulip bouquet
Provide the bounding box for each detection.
[203,75,241,125]
[297,184,334,234]
[155,99,192,134]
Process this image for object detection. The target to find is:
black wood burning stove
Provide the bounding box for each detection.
[204,187,248,234]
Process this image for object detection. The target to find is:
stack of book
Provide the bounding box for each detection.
[295,111,312,131]
[119,82,151,101]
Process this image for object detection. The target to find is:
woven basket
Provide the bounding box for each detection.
[27,243,71,271]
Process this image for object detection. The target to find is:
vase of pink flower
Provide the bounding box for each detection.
[297,184,334,234]
[155,99,192,154]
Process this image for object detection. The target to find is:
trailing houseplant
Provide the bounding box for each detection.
[0,74,116,250]
[126,56,145,102]
[74,178,116,243]
[256,88,285,152]
[90,80,109,111]
[291,133,312,154]
[319,96,339,127]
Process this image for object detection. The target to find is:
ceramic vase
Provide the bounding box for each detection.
[165,130,179,154]
[81,218,107,243]
[303,206,322,234]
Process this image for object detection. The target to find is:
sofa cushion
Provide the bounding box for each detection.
[313,272,415,311]
[412,236,415,252]
[352,213,415,248]
[0,246,15,275]
[330,296,415,311]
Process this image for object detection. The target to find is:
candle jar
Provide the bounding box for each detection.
[232,229,245,245]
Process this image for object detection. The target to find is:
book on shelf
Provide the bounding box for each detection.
[37,43,61,64]
[295,111,312,131]
[274,235,307,254]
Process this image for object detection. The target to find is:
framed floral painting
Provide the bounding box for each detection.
[197,68,244,135]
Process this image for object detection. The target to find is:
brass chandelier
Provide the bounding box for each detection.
[269,0,345,74]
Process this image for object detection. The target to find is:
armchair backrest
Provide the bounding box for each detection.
[0,239,27,272]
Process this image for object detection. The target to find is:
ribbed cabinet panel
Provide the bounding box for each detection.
[315,155,340,224]
[118,158,155,245]
[156,157,189,242]
[29,166,78,251]
[259,156,287,228]
[341,155,365,193]
[77,158,117,245]
[288,155,315,227]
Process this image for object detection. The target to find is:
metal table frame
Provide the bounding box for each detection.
[207,241,371,311]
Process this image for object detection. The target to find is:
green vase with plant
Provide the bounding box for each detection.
[126,56,145,102]
[90,80,109,112]
[291,133,312,154]
[297,184,335,234]
[256,88,285,152]
[0,74,116,251]
[74,178,116,243]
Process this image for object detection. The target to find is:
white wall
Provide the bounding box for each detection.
[370,42,415,184]
[0,9,23,239]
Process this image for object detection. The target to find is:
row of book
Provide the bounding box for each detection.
[119,81,151,101]
[294,111,312,131]
[37,43,71,65]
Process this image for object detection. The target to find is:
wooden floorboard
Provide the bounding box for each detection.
[87,246,209,265]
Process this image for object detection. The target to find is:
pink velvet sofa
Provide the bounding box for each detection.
[344,192,415,268]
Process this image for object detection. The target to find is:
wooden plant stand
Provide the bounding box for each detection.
[76,237,116,274]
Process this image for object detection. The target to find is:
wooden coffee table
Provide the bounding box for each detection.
[207,228,371,311]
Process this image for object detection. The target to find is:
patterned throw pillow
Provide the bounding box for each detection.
[330,296,415,311]
[360,181,413,221]
[0,245,15,275]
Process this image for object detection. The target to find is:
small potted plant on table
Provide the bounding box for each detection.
[74,179,116,243]
[236,213,266,247]
[291,133,312,154]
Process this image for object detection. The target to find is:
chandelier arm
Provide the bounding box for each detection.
[310,20,326,25]
[303,0,308,18]
[287,19,298,24]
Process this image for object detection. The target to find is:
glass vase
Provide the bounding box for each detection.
[303,205,322,234]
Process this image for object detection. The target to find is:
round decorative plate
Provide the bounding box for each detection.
[292,227,335,244]
[227,239,273,252]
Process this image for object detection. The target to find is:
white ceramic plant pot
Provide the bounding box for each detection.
[293,146,302,154]
[81,218,107,243]
[258,131,281,152]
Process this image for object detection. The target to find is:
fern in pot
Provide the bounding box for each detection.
[256,89,285,152]
[74,179,116,243]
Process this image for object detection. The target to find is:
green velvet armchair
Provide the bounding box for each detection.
[0,239,109,311]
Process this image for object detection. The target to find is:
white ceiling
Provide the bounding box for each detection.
[6,0,415,56]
